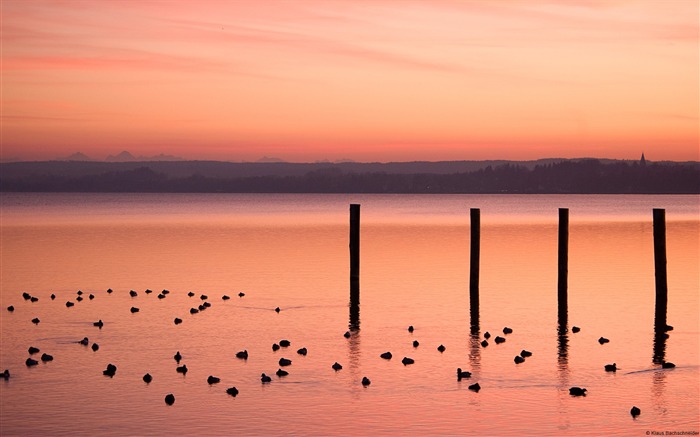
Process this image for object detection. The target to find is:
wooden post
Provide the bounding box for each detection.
[653,208,668,322]
[469,208,480,328]
[558,208,569,309]
[350,204,360,306]
[652,208,668,362]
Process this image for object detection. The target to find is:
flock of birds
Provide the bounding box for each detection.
[3,287,678,420]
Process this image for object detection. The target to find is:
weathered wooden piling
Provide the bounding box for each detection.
[653,208,668,323]
[350,204,360,316]
[469,208,480,313]
[557,208,569,308]
[652,208,669,363]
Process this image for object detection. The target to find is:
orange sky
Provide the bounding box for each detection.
[1,0,698,162]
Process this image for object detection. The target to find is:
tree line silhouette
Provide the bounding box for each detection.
[2,159,698,194]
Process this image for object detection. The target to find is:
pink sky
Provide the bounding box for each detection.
[1,0,698,162]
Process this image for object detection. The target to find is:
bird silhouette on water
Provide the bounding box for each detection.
[176,365,188,374]
[604,363,617,372]
[362,377,371,386]
[164,394,175,405]
[279,340,291,347]
[279,358,292,367]
[514,356,525,364]
[103,364,117,377]
[261,373,272,383]
[143,373,152,383]
[40,353,53,362]
[494,336,505,344]
[598,337,609,344]
[661,362,675,369]
[174,351,182,362]
[437,345,446,352]
[332,362,343,371]
[28,346,40,354]
[276,368,288,377]
[207,375,220,384]
[26,358,39,367]
[569,387,587,396]
[380,352,392,360]
[226,387,239,396]
[402,357,415,365]
[236,350,248,359]
[468,383,481,392]
[630,406,641,417]
[457,368,471,380]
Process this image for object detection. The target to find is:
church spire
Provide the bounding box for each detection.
[640,152,646,166]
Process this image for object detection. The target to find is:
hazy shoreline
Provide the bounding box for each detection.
[1,158,698,194]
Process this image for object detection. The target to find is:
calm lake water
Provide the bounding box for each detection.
[1,193,698,436]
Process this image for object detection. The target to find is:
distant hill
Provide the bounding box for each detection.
[104,151,183,162]
[1,158,698,194]
[256,156,286,163]
[105,151,136,162]
[60,152,94,161]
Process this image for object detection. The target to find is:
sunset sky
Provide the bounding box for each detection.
[2,0,698,162]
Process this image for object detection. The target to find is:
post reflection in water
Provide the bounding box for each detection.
[653,293,668,365]
[556,294,570,432]
[349,280,360,332]
[469,295,481,370]
[557,300,569,371]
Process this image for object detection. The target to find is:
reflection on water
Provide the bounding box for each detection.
[348,287,360,332]
[653,300,668,365]
[1,193,698,436]
[557,304,569,372]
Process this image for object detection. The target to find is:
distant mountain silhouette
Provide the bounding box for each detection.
[106,151,136,162]
[103,151,182,162]
[61,152,94,161]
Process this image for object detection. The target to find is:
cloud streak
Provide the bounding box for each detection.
[1,0,697,162]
